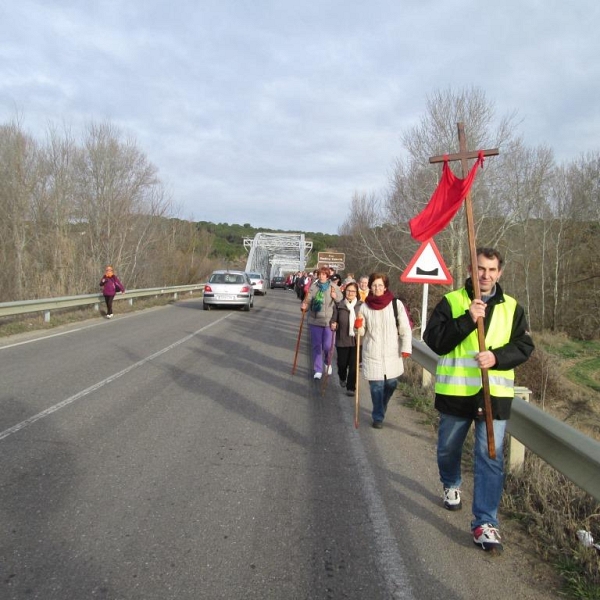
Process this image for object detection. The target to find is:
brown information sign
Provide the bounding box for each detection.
[317,252,345,270]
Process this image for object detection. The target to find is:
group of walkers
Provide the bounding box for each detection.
[101,248,535,556]
[297,247,535,555]
[300,266,413,426]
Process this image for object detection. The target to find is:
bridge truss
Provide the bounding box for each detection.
[244,233,312,278]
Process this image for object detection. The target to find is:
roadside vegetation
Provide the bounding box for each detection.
[0,119,338,305]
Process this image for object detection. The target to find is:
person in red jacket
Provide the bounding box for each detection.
[99,265,125,319]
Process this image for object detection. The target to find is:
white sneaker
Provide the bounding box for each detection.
[314,372,322,380]
[443,487,462,511]
[472,523,503,553]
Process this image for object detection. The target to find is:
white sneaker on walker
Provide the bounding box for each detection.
[443,487,462,511]
[314,372,322,379]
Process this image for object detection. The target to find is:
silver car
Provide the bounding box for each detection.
[203,270,254,311]
[247,272,267,295]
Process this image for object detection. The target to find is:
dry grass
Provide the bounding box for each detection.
[506,333,600,599]
[515,334,600,439]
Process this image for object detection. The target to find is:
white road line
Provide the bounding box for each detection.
[0,315,231,442]
[0,323,107,349]
[337,392,415,600]
[0,309,150,350]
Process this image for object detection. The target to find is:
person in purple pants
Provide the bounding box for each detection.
[301,266,342,379]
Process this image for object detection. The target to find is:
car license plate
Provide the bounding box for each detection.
[216,295,235,300]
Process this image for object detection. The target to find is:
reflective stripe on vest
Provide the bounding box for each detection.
[435,288,517,398]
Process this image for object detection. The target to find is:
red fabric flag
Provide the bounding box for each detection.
[409,152,485,241]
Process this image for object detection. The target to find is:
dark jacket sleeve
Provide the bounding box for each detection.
[330,303,339,327]
[423,297,477,356]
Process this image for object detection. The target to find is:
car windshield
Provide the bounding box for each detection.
[248,273,261,279]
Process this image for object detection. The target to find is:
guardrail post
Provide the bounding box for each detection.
[44,310,51,323]
[508,386,532,472]
[422,370,433,387]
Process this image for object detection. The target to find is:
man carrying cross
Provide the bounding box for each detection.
[416,124,534,553]
[424,246,534,553]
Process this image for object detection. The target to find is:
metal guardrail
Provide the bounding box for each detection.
[0,284,205,322]
[411,338,600,501]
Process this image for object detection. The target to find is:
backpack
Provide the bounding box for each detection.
[391,298,412,331]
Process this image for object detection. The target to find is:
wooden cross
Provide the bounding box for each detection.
[429,122,500,459]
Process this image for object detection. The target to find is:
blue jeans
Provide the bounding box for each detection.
[369,378,398,423]
[437,413,506,529]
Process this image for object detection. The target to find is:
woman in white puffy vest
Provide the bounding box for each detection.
[355,272,412,428]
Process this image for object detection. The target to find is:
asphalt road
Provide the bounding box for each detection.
[0,291,558,599]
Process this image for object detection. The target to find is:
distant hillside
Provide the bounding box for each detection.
[196,221,340,263]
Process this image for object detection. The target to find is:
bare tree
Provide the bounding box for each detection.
[0,121,40,300]
[341,87,569,331]
[27,124,80,296]
[552,153,600,337]
[73,121,171,287]
[0,116,213,301]
[341,87,522,287]
[338,190,413,275]
[396,87,519,281]
[480,140,555,327]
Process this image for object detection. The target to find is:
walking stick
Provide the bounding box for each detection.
[464,162,496,459]
[354,315,363,429]
[291,309,306,375]
[320,330,336,396]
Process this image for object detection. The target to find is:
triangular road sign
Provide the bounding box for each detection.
[401,238,453,285]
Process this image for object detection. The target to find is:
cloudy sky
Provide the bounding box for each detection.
[1,1,598,234]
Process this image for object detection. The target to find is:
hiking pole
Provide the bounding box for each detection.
[291,309,306,375]
[321,330,336,397]
[354,315,363,428]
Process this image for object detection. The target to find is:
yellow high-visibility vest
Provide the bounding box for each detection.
[435,288,517,398]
